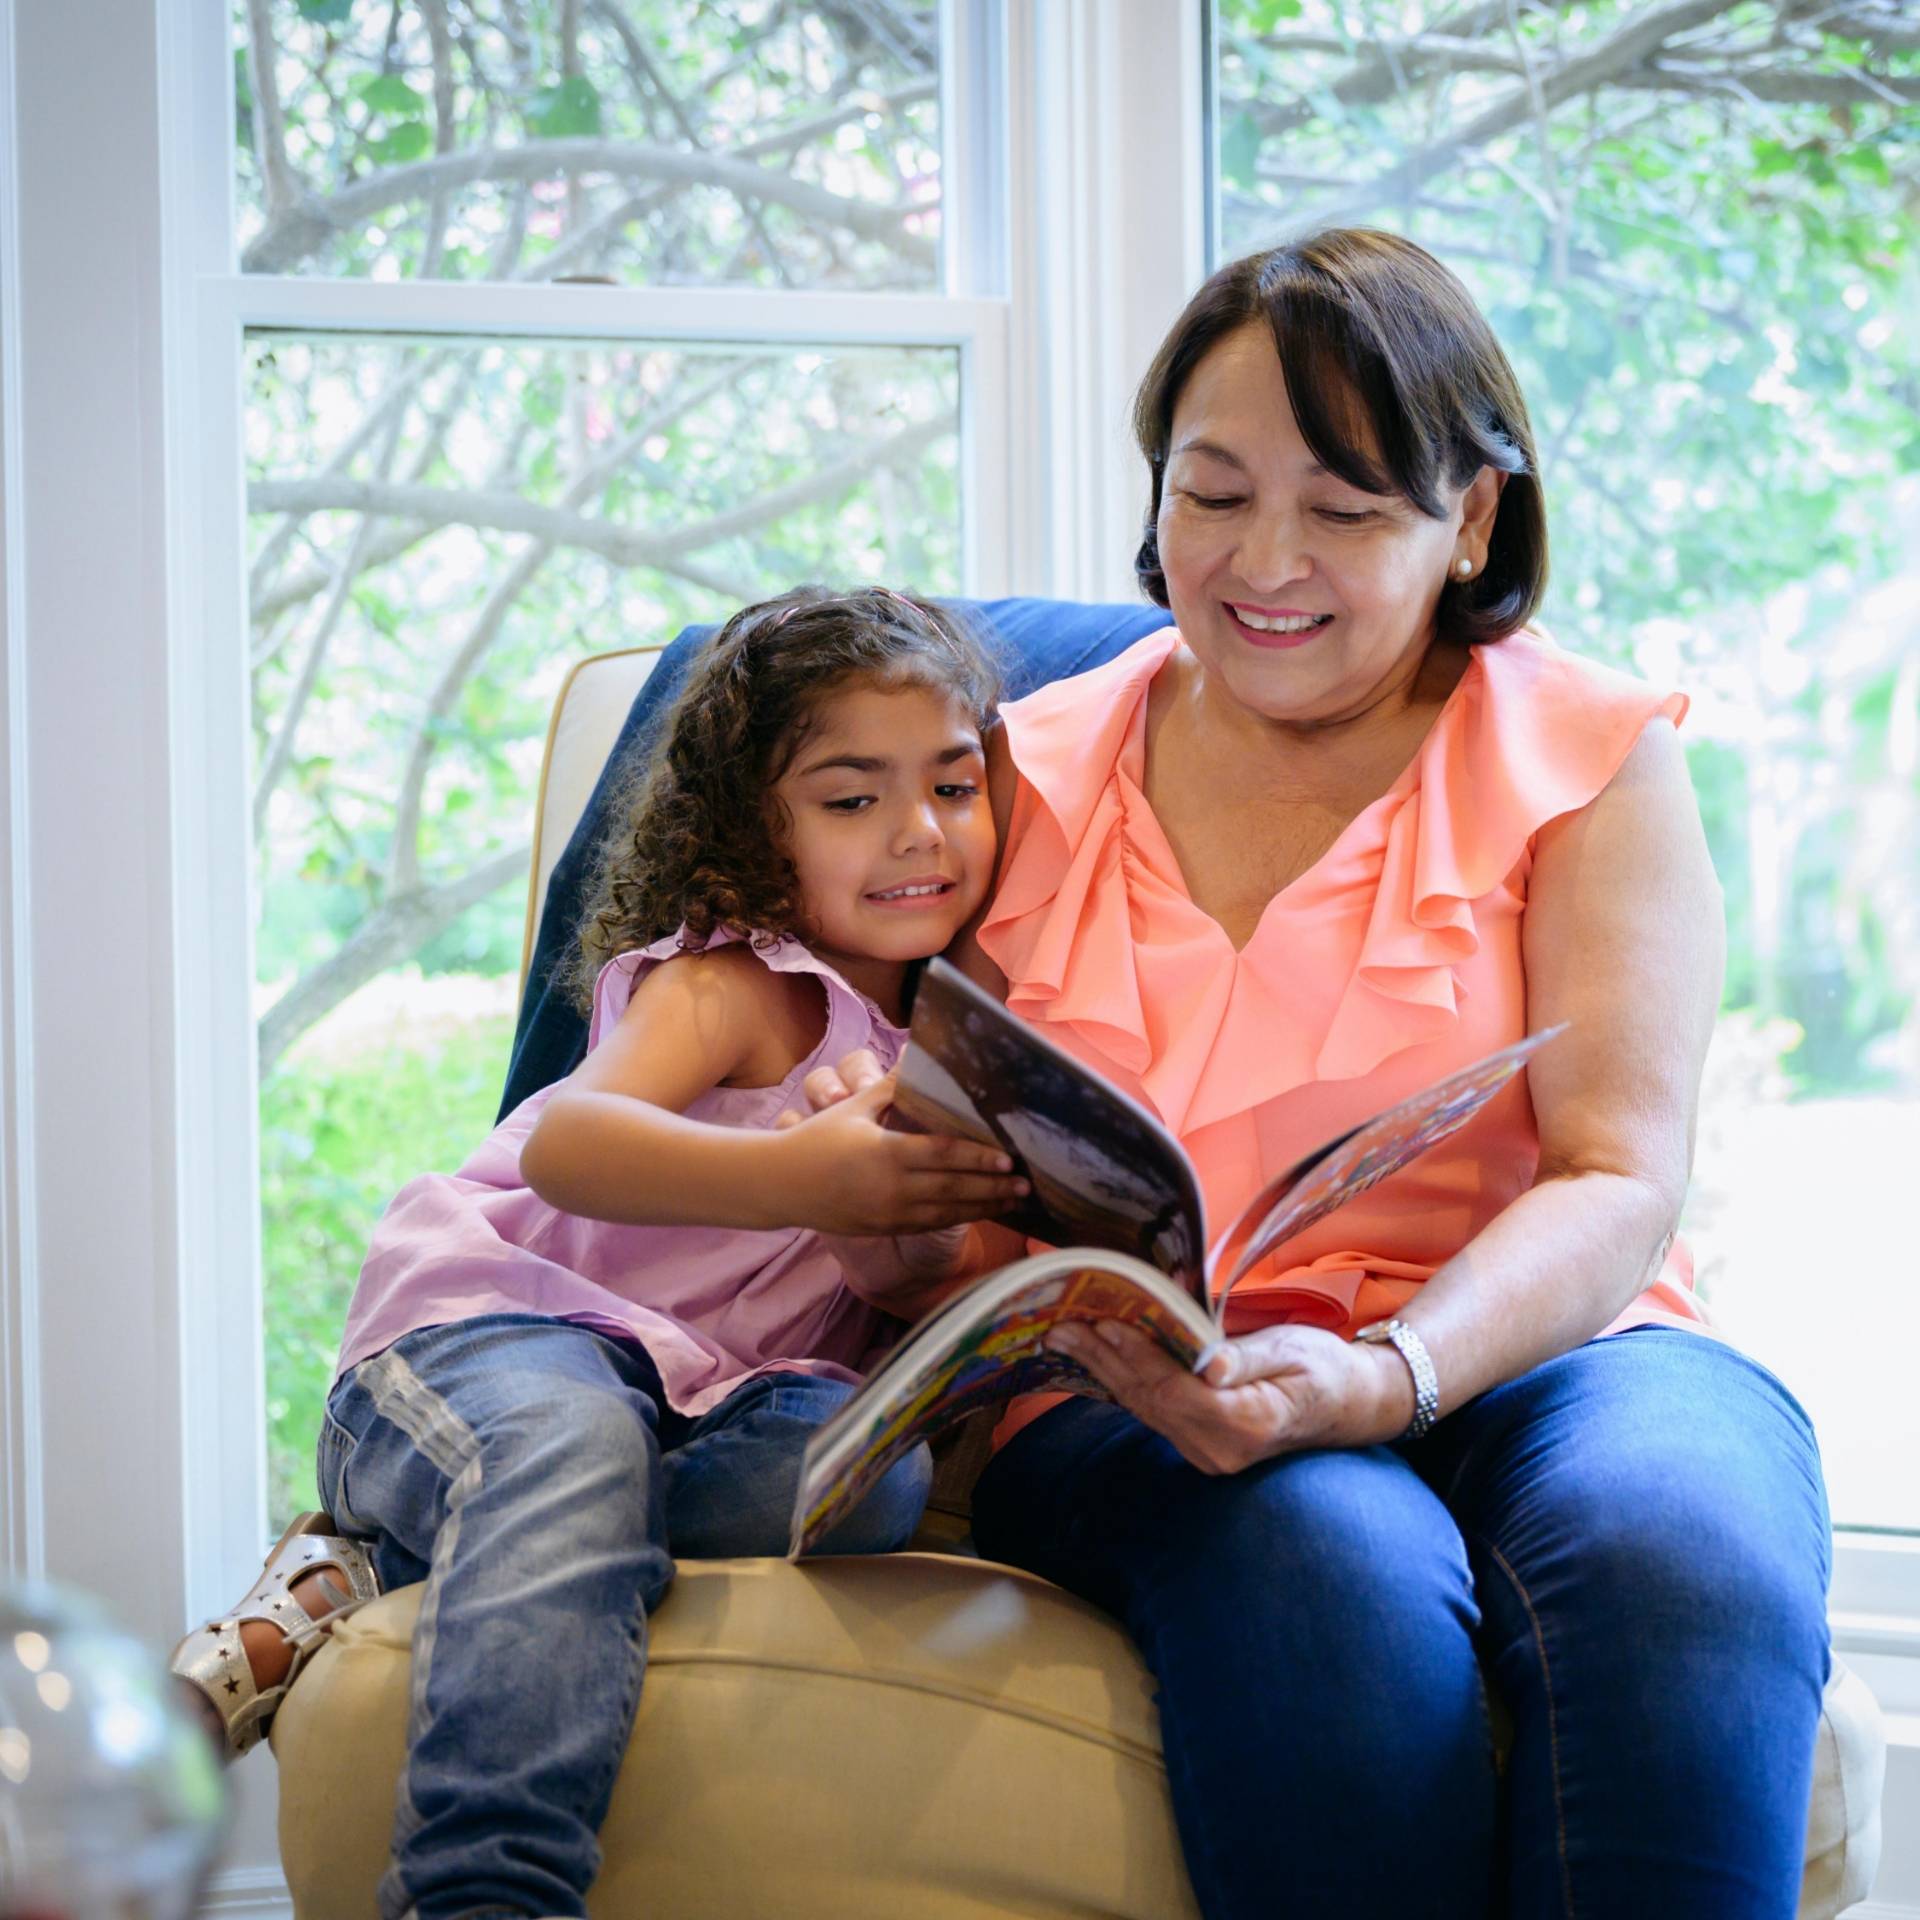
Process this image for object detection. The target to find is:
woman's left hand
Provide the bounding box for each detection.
[1045,1319,1414,1474]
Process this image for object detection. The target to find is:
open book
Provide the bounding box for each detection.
[789,959,1562,1556]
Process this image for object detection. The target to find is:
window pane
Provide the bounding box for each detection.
[1213,0,1920,1530]
[250,334,959,1526]
[236,1,943,289]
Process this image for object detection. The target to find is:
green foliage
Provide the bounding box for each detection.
[524,75,602,140]
[259,1012,514,1530]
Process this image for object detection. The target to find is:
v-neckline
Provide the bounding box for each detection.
[1121,644,1480,959]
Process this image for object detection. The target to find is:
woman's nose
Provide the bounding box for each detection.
[1235,508,1311,590]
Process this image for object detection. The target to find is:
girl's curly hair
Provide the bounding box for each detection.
[566,586,1000,1011]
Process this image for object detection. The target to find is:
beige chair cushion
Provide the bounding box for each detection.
[517,646,664,996]
[275,1554,1880,1920]
[277,1555,1201,1920]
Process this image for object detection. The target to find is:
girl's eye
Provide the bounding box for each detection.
[935,783,981,801]
[823,796,875,814]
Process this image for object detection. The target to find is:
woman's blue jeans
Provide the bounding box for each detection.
[316,1312,932,1920]
[971,1326,1832,1920]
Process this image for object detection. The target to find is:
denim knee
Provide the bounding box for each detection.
[816,1441,933,1556]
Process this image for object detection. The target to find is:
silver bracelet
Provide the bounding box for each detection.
[1353,1318,1440,1441]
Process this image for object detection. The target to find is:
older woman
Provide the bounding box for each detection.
[823,229,1830,1918]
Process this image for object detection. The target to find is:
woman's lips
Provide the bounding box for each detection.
[1225,604,1333,649]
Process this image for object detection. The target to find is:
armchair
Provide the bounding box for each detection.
[274,599,1885,1919]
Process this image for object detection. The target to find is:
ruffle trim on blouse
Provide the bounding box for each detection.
[586,926,888,1051]
[978,628,1688,1134]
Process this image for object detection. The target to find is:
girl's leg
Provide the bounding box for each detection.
[320,1313,676,1920]
[662,1371,933,1558]
[970,1399,1498,1920]
[1417,1326,1832,1920]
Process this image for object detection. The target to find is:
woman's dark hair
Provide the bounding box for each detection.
[1132,227,1547,647]
[566,586,1000,1011]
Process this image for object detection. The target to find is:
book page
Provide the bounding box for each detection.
[897,960,1209,1286]
[790,1252,1216,1558]
[1207,1025,1568,1310]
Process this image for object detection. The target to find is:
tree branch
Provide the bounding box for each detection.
[250,412,952,569]
[243,0,299,217]
[1633,60,1920,104]
[1260,0,1752,237]
[258,845,530,1075]
[240,136,939,273]
[590,0,795,284]
[384,356,759,894]
[1238,0,1584,139]
[418,0,458,277]
[252,501,752,626]
[732,80,939,162]
[249,361,427,842]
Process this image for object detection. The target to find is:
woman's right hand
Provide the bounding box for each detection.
[771,1062,1027,1237]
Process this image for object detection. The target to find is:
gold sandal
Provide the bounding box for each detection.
[170,1511,379,1758]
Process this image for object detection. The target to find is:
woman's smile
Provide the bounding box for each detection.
[1225,603,1335,648]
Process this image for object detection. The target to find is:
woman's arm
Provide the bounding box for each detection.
[1049,714,1725,1469]
[1385,711,1723,1409]
[519,949,1026,1235]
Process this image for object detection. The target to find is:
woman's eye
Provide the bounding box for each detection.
[1316,508,1376,525]
[1181,491,1243,511]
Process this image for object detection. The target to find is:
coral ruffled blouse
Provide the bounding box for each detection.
[978,626,1707,1344]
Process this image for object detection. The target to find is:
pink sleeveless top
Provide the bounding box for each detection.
[336,929,906,1414]
[979,627,1707,1352]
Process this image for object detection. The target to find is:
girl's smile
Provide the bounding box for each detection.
[864,874,962,907]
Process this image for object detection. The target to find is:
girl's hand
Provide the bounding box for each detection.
[772,1070,1028,1238]
[794,1047,890,1112]
[1043,1319,1415,1475]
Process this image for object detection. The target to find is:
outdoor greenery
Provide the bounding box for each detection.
[243,0,1917,1527]
[261,1011,514,1521]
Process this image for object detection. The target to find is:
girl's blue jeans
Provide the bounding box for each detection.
[971,1326,1833,1920]
[315,1312,932,1920]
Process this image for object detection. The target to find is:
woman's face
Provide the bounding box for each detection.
[1156,322,1500,727]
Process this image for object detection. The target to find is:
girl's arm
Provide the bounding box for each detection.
[1047,715,1725,1471]
[520,948,1026,1235]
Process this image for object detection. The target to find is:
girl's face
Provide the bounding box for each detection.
[1156,322,1501,727]
[771,679,995,1010]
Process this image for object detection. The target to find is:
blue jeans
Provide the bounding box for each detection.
[316,1313,932,1920]
[971,1327,1831,1920]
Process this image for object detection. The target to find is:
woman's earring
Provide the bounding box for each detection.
[1455,557,1473,580]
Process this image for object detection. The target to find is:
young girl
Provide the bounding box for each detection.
[172,585,1024,1920]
